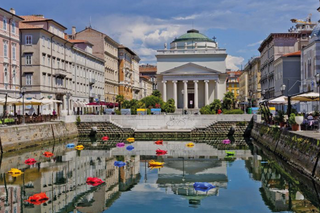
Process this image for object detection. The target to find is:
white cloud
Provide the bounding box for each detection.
[247,40,263,47]
[226,55,244,70]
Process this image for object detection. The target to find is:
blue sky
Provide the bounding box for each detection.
[2,0,319,69]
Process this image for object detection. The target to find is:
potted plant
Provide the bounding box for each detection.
[274,110,285,127]
[288,113,299,131]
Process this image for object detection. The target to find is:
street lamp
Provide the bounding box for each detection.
[66,92,72,116]
[21,87,26,124]
[280,84,286,95]
[315,73,320,133]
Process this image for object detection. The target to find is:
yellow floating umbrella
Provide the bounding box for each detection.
[186,142,195,147]
[75,145,84,150]
[127,138,135,143]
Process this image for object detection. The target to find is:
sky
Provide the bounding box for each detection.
[2,0,319,70]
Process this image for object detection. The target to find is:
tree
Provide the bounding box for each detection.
[152,90,161,98]
[116,95,125,110]
[222,92,235,110]
[141,95,164,109]
[162,99,175,113]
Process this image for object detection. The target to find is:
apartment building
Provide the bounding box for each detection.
[74,27,119,103]
[0,8,23,111]
[243,57,261,106]
[20,15,104,115]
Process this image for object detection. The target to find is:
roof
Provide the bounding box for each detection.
[139,65,157,73]
[19,22,40,29]
[258,33,300,52]
[0,7,24,21]
[118,45,139,58]
[173,29,214,43]
[282,51,301,57]
[20,15,67,29]
[68,39,93,46]
[76,27,120,46]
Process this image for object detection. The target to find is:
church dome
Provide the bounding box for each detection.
[173,29,214,43]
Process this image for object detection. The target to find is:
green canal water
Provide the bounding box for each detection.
[0,138,319,213]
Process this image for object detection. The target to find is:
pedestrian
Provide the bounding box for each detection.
[52,109,56,116]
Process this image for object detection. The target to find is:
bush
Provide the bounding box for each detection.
[152,90,161,98]
[162,98,175,113]
[223,109,244,114]
[210,99,222,113]
[115,110,121,115]
[200,105,215,114]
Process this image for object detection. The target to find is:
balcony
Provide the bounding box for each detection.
[89,78,96,85]
[55,86,67,94]
[54,68,67,77]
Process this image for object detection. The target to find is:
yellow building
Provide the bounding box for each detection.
[118,46,140,100]
[226,71,241,99]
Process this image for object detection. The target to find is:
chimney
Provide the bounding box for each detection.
[10,8,15,14]
[72,26,76,38]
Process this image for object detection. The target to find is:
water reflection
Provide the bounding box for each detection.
[0,139,318,212]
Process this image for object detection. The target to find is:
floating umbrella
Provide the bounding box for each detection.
[149,165,164,170]
[148,160,164,167]
[155,140,163,145]
[126,145,134,151]
[75,145,84,150]
[66,143,75,148]
[43,152,54,158]
[25,158,37,165]
[25,193,49,205]
[186,142,195,147]
[225,151,235,156]
[126,137,135,143]
[116,143,125,148]
[222,139,231,144]
[156,149,167,155]
[102,136,109,141]
[8,168,23,176]
[193,182,216,192]
[114,161,126,167]
[86,177,104,186]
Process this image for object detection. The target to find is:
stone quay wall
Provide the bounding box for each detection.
[0,122,78,153]
[251,122,320,181]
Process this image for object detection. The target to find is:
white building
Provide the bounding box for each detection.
[156,29,227,110]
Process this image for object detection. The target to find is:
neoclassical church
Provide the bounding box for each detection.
[156,29,228,110]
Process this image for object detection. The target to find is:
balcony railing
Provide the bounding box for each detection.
[54,68,67,77]
[55,86,67,94]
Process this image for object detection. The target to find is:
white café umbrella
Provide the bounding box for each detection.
[269,96,299,105]
[289,92,320,102]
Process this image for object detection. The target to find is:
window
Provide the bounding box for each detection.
[4,66,8,83]
[25,74,32,85]
[3,18,7,30]
[3,40,8,57]
[25,54,32,65]
[48,56,50,66]
[42,54,45,65]
[47,38,50,48]
[12,44,16,60]
[48,75,51,86]
[25,35,32,45]
[52,41,55,50]
[42,73,46,84]
[12,68,16,85]
[11,21,15,34]
[42,36,45,46]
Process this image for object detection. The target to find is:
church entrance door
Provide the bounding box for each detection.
[188,93,194,108]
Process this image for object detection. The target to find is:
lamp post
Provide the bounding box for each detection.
[66,92,71,116]
[280,84,286,112]
[21,87,26,124]
[98,94,101,115]
[315,73,320,133]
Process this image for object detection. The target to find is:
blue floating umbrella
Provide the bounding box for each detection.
[126,145,134,151]
[193,182,216,192]
[66,143,75,148]
[114,161,126,167]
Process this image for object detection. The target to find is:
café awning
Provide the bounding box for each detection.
[289,92,320,102]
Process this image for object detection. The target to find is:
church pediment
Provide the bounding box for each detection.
[161,63,222,75]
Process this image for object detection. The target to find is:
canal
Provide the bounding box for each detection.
[0,138,319,212]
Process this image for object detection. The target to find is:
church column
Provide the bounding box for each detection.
[172,80,178,108]
[193,80,199,109]
[204,80,209,105]
[215,80,219,100]
[162,80,167,102]
[183,80,188,110]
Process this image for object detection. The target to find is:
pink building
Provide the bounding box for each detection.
[0,7,23,100]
